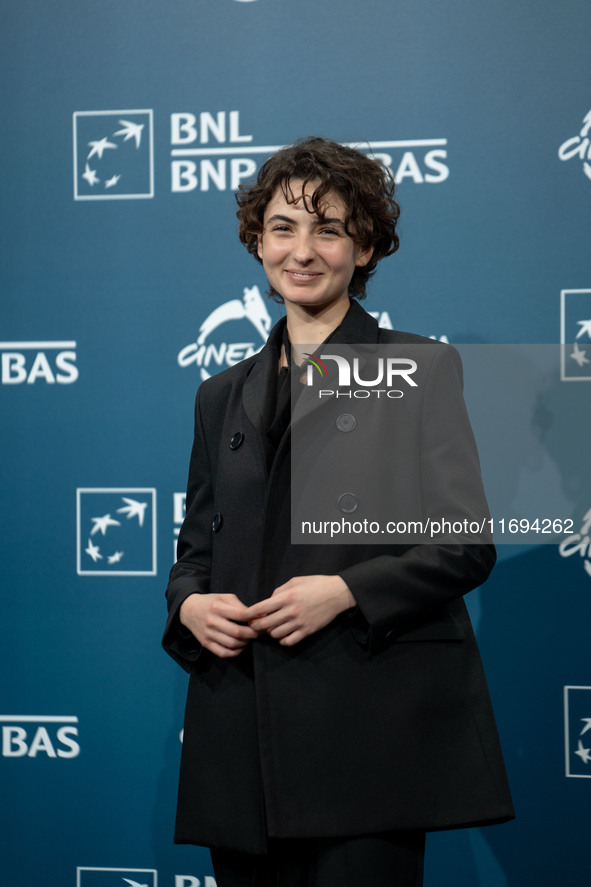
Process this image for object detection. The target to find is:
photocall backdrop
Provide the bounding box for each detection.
[2,1,591,885]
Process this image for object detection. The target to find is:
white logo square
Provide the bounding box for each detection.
[76,488,157,576]
[73,110,154,200]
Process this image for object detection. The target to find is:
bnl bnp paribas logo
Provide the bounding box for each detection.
[73,109,449,200]
[1,339,78,385]
[560,289,591,381]
[76,488,157,576]
[564,687,591,777]
[1,714,80,759]
[73,110,154,200]
[170,112,449,192]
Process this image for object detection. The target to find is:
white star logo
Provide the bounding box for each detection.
[82,163,99,186]
[85,539,103,562]
[570,342,589,367]
[117,497,148,527]
[575,319,591,339]
[580,718,591,736]
[105,174,121,189]
[574,739,591,764]
[113,119,144,148]
[107,551,124,564]
[87,136,117,160]
[90,514,122,536]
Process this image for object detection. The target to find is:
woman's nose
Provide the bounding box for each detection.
[292,233,315,263]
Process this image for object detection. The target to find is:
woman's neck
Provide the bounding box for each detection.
[285,297,350,348]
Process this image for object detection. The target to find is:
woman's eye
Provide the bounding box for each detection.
[319,227,339,236]
[271,224,291,233]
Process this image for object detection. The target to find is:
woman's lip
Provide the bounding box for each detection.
[285,270,322,280]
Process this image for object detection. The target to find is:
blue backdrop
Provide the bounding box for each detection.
[2,1,591,885]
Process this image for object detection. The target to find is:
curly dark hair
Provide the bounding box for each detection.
[236,136,400,300]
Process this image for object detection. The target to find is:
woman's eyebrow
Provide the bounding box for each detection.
[266,213,346,226]
[266,214,296,224]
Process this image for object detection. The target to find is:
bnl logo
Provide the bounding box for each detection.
[76,488,157,576]
[560,289,591,381]
[564,686,591,777]
[73,110,154,200]
[76,869,157,887]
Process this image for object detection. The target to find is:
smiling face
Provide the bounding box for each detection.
[256,180,373,316]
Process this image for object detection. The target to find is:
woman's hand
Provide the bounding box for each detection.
[246,575,356,646]
[179,593,259,658]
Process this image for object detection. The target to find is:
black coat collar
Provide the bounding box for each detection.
[242,299,379,439]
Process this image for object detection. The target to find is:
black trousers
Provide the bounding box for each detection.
[210,831,425,887]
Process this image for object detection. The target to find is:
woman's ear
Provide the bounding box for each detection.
[355,244,374,268]
[257,233,263,261]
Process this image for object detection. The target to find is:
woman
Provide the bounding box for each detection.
[163,137,514,887]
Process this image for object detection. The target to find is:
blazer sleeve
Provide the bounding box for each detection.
[162,385,214,671]
[339,344,496,651]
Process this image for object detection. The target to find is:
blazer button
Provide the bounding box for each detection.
[336,413,356,433]
[230,431,244,450]
[338,493,358,514]
[212,512,223,532]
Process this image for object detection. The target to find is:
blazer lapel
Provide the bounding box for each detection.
[329,298,381,347]
[242,316,286,452]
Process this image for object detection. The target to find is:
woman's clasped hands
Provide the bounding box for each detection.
[179,576,356,658]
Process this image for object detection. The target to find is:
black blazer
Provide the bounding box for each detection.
[163,299,514,853]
